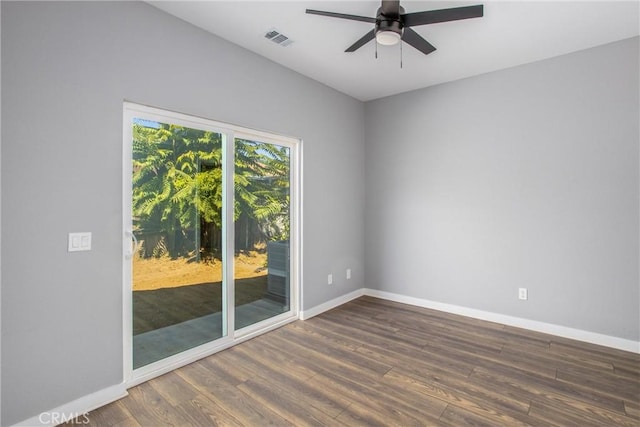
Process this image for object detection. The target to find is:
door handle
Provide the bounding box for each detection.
[125,230,139,259]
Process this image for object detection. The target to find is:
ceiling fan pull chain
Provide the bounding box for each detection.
[375,40,378,59]
[400,40,403,69]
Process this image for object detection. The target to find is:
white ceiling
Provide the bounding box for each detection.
[150,1,640,101]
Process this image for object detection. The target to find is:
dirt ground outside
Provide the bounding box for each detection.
[133,250,267,291]
[132,250,271,334]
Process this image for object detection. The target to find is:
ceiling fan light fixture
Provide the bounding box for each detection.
[376,30,401,46]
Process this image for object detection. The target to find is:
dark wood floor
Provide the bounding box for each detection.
[79,296,639,426]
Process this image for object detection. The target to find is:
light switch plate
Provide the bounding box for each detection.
[68,232,92,252]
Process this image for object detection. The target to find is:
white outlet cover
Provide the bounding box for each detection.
[518,288,528,300]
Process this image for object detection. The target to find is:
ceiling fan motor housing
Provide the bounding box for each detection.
[375,6,404,41]
[376,19,404,37]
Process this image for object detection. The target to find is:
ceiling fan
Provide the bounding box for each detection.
[306,0,483,56]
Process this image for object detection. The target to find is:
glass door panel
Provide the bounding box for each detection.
[125,103,299,379]
[234,138,291,330]
[131,118,225,369]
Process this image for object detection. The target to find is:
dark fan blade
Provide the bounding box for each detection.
[306,9,376,24]
[381,0,400,16]
[345,29,376,52]
[401,28,437,55]
[402,4,483,27]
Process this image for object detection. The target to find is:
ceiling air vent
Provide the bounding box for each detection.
[264,28,294,47]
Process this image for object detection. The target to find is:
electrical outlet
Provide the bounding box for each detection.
[346,268,351,280]
[518,288,528,300]
[328,274,333,285]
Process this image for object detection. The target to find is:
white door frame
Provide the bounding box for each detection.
[122,102,301,387]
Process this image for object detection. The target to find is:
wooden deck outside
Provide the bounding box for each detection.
[77,296,639,426]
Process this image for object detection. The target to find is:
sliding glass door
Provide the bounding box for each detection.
[234,138,291,330]
[128,120,226,369]
[123,103,299,379]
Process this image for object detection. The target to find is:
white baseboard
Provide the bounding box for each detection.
[300,288,365,320]
[363,288,640,354]
[14,383,128,427]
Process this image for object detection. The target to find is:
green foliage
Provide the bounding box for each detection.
[132,120,290,259]
[235,139,290,242]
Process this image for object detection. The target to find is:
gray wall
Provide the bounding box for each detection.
[0,2,3,423]
[0,2,364,425]
[365,37,639,342]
